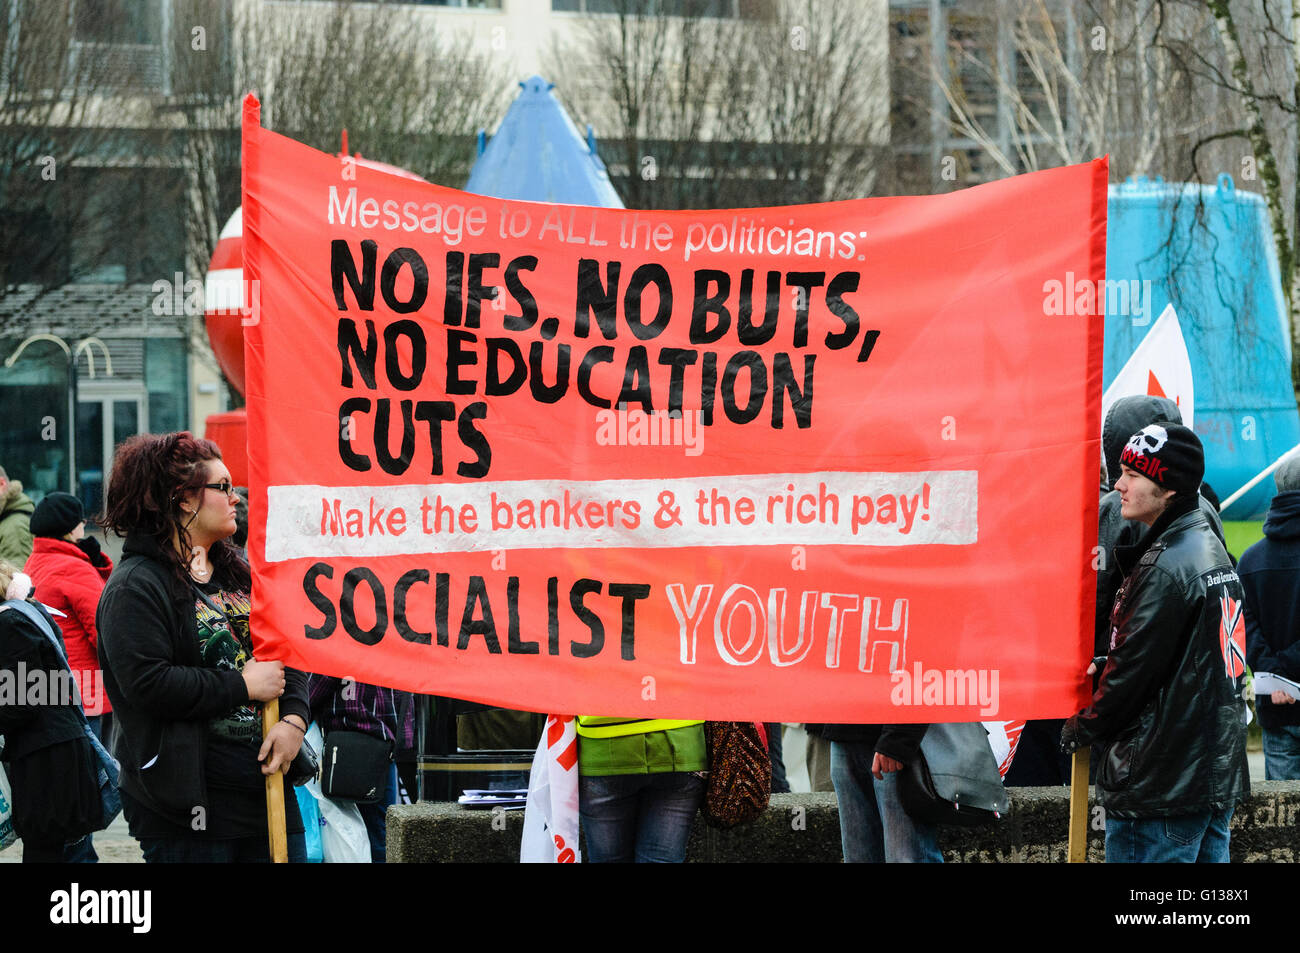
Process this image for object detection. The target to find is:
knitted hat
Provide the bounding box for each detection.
[1117,422,1204,494]
[30,492,84,539]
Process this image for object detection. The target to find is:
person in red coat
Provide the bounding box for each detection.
[23,493,114,731]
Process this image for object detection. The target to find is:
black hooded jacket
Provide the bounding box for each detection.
[1239,490,1300,729]
[97,533,309,827]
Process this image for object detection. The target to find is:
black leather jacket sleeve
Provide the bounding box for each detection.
[1070,564,1194,748]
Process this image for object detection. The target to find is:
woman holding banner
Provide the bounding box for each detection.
[97,432,310,862]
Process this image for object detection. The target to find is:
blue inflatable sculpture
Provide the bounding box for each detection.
[1107,176,1300,519]
[466,75,623,209]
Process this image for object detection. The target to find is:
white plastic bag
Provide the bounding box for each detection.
[0,757,16,851]
[316,791,370,863]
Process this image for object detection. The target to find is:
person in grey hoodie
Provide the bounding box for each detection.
[1239,454,1300,779]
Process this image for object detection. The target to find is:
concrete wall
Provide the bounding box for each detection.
[387,783,1300,862]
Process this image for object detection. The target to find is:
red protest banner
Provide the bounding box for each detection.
[241,95,1105,723]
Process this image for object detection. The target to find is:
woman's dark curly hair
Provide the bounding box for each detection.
[100,432,249,586]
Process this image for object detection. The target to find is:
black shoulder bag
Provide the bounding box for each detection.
[320,727,393,804]
[897,722,1009,828]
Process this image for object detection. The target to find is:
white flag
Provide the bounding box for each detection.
[520,715,582,863]
[1101,304,1195,429]
[984,719,1026,778]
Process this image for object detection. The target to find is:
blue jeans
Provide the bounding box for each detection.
[766,723,790,793]
[1262,724,1300,780]
[20,835,97,863]
[139,832,307,863]
[1105,808,1233,863]
[830,741,942,863]
[356,763,399,863]
[63,833,99,863]
[70,715,112,864]
[579,772,704,863]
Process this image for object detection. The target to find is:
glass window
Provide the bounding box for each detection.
[69,167,186,283]
[0,338,71,502]
[75,0,161,44]
[112,399,138,448]
[0,1,10,79]
[145,337,189,436]
[75,399,103,517]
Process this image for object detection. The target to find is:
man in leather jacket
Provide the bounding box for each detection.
[1062,422,1249,862]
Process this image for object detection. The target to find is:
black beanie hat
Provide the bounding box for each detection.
[1117,421,1204,494]
[31,492,85,539]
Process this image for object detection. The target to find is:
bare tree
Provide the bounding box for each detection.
[124,0,511,397]
[1182,0,1300,393]
[176,0,509,283]
[548,0,887,210]
[547,0,751,209]
[926,0,1213,182]
[750,0,888,204]
[244,2,505,184]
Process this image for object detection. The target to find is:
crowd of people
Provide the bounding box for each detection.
[0,408,1296,863]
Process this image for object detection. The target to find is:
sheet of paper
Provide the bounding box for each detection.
[1254,672,1300,701]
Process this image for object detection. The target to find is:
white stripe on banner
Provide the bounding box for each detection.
[264,470,978,562]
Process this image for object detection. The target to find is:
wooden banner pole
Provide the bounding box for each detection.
[264,698,289,863]
[1067,746,1090,863]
